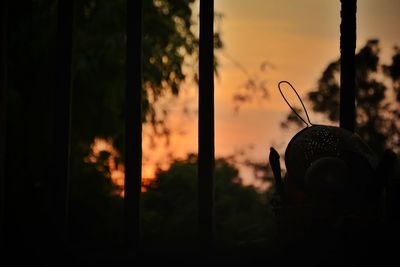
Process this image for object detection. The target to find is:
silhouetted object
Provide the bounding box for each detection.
[52,0,73,246]
[284,124,378,212]
[270,80,400,265]
[276,81,385,211]
[0,0,8,246]
[283,39,400,157]
[125,0,143,253]
[269,147,284,200]
[198,0,215,251]
[340,0,356,132]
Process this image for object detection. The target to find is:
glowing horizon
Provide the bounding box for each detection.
[142,0,400,185]
[92,0,400,191]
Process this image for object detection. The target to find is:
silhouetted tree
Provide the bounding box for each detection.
[4,0,224,252]
[68,0,223,246]
[140,154,277,253]
[283,39,400,156]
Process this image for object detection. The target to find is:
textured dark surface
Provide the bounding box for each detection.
[285,125,377,189]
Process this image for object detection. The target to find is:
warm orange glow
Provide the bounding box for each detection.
[89,0,400,191]
[140,0,400,186]
[87,137,158,196]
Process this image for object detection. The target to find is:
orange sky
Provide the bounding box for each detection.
[140,0,400,185]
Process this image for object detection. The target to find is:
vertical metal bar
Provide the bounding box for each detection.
[0,0,8,246]
[198,0,215,251]
[53,0,73,245]
[340,0,357,132]
[125,0,142,253]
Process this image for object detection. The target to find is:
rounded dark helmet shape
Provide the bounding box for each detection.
[285,124,378,201]
[277,81,379,206]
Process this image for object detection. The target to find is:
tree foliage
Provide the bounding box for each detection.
[4,0,223,250]
[71,0,224,149]
[283,39,400,156]
[141,154,277,252]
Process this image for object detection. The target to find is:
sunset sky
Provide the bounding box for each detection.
[141,0,400,185]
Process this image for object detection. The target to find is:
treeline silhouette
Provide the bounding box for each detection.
[2,0,274,265]
[2,0,400,266]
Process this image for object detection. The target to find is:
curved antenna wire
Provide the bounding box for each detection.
[278,80,313,127]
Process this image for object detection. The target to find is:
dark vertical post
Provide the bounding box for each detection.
[198,0,215,251]
[53,0,73,245]
[340,0,357,132]
[0,0,8,245]
[125,0,142,253]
